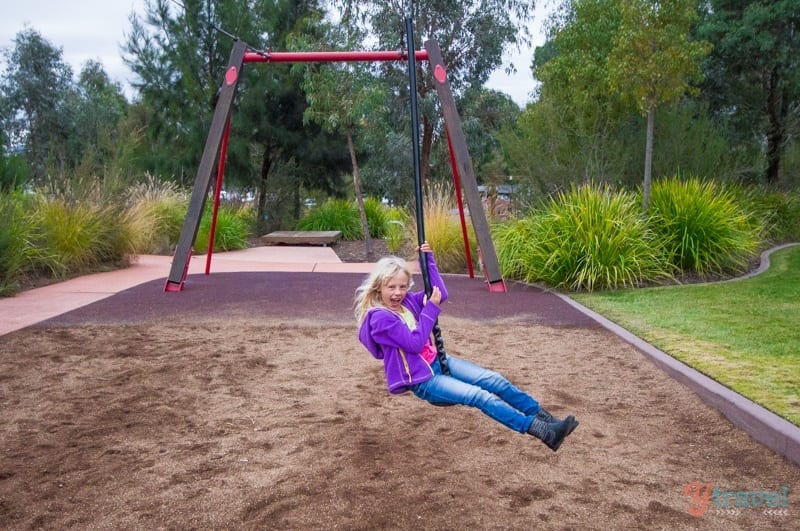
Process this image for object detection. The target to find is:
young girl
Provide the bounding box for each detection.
[354,243,579,451]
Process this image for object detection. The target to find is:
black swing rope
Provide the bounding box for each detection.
[405,17,450,376]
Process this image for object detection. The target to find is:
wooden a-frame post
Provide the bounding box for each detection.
[425,40,505,291]
[165,41,247,291]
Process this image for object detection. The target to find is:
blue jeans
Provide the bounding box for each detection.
[410,355,539,433]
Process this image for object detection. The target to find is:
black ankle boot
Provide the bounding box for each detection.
[527,414,579,451]
[535,407,555,423]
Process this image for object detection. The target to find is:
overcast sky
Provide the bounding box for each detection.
[1,0,547,107]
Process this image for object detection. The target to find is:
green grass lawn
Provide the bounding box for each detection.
[572,244,800,426]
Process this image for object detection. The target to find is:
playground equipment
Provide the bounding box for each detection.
[165,26,506,294]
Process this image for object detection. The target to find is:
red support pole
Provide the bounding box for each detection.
[446,130,475,278]
[205,117,232,275]
[244,50,429,63]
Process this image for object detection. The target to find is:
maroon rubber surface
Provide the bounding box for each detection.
[37,272,600,328]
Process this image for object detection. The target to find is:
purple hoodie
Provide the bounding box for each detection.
[358,254,449,394]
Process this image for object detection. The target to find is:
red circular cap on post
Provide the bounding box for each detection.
[225,66,238,86]
[434,64,447,83]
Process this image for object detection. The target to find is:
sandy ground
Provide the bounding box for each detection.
[0,272,798,530]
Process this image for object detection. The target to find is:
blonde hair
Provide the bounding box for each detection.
[354,256,415,323]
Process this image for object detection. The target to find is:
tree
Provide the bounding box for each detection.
[291,19,386,259]
[124,0,351,231]
[524,0,711,204]
[698,0,800,185]
[458,88,521,214]
[335,0,536,188]
[607,0,711,210]
[235,1,352,231]
[71,61,130,180]
[523,0,634,193]
[460,87,521,176]
[0,27,75,185]
[123,0,241,184]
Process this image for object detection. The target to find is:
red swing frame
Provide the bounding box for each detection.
[164,40,506,293]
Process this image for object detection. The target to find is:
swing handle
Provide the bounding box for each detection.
[406,17,449,376]
[405,17,432,296]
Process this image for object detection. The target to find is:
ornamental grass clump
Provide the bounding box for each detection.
[363,197,390,239]
[411,181,476,273]
[501,183,670,291]
[648,177,763,278]
[298,196,404,243]
[123,176,187,254]
[492,217,538,280]
[27,195,130,277]
[731,185,800,245]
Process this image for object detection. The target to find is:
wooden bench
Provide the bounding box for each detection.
[260,230,342,246]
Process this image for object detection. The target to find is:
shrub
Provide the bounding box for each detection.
[194,204,252,253]
[296,198,362,240]
[648,177,763,277]
[732,186,800,245]
[0,154,30,192]
[0,193,29,295]
[498,183,671,291]
[385,206,411,254]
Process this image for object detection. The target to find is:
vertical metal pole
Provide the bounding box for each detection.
[406,17,449,374]
[405,19,430,294]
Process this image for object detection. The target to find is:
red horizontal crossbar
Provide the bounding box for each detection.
[243,50,429,63]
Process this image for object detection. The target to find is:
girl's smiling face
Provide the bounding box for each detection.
[380,271,410,311]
